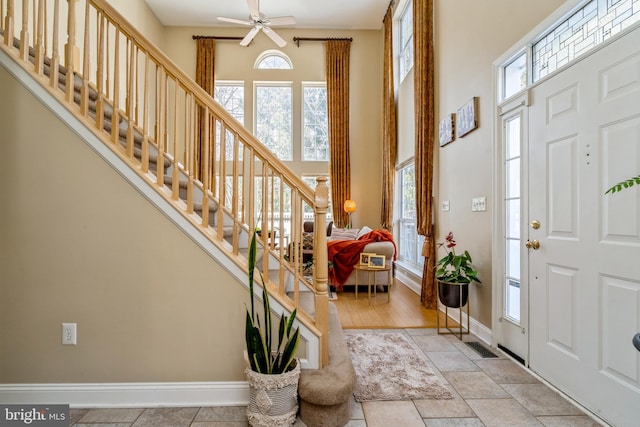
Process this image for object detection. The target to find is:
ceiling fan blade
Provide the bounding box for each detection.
[218,16,253,26]
[262,26,287,47]
[247,0,260,21]
[266,16,296,26]
[240,26,260,47]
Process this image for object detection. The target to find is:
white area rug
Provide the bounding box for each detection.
[344,332,454,402]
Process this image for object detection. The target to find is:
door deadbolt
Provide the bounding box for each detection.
[530,220,541,230]
[525,240,540,250]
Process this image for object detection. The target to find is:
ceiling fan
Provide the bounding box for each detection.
[217,0,296,47]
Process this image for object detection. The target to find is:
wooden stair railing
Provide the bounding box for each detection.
[0,0,329,367]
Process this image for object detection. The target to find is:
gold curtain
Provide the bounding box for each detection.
[325,40,352,228]
[381,5,397,231]
[413,0,437,309]
[195,38,216,181]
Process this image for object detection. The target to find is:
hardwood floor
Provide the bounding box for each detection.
[332,279,455,329]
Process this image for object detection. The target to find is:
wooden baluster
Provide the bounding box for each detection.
[200,105,210,228]
[313,176,330,367]
[110,25,120,144]
[186,95,195,213]
[64,0,77,103]
[261,162,269,280]
[19,0,28,61]
[125,39,135,158]
[278,177,285,294]
[156,66,166,185]
[49,0,60,89]
[33,0,44,74]
[217,121,227,238]
[94,11,104,131]
[141,54,150,173]
[231,131,240,253]
[79,0,90,116]
[171,80,180,200]
[247,147,255,236]
[3,0,14,47]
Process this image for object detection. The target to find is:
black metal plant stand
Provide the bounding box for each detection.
[436,281,470,341]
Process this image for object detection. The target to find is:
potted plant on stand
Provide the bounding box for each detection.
[245,231,301,427]
[435,232,481,308]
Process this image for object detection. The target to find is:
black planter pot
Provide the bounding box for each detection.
[438,281,469,308]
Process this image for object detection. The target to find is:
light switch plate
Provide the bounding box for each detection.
[441,200,450,212]
[472,197,487,212]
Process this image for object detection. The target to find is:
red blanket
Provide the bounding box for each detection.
[327,229,397,289]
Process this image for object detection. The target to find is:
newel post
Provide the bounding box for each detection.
[313,176,330,367]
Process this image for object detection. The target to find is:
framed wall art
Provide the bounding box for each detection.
[456,97,479,138]
[439,113,455,147]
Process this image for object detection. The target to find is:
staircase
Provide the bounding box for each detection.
[0,1,359,423]
[1,0,330,366]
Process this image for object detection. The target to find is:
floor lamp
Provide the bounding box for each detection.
[344,199,356,229]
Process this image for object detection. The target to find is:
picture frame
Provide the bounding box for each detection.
[439,113,455,146]
[456,97,479,138]
[359,252,374,266]
[368,255,386,269]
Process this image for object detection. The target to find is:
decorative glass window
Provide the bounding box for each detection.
[397,161,424,268]
[399,1,414,82]
[302,84,329,162]
[532,0,640,82]
[255,83,293,160]
[255,50,293,69]
[503,52,527,100]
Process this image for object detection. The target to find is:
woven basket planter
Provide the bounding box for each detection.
[245,359,300,427]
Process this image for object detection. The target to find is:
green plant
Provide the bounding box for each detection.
[605,174,640,194]
[245,231,300,374]
[435,232,481,285]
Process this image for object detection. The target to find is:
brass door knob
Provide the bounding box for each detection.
[530,220,541,230]
[525,240,540,250]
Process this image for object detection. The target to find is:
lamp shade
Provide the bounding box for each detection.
[343,199,357,214]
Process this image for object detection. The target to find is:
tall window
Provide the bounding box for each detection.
[504,114,522,322]
[255,83,293,160]
[399,1,414,82]
[302,84,329,161]
[397,162,424,268]
[214,81,245,161]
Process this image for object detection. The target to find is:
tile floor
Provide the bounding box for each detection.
[68,328,603,427]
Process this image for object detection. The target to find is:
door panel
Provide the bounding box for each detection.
[528,26,640,427]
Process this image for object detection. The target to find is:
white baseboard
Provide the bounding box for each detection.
[394,263,422,295]
[0,382,249,408]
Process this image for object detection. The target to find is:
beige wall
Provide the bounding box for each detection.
[0,66,250,382]
[106,0,165,48]
[162,27,384,229]
[395,0,565,327]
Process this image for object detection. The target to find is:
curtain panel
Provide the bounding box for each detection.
[413,0,437,308]
[381,6,397,231]
[325,40,352,228]
[195,38,216,181]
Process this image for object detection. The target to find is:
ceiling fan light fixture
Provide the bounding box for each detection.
[217,0,295,48]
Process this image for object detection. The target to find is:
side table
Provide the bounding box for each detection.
[353,264,392,306]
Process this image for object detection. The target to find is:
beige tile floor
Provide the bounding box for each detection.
[68,328,603,427]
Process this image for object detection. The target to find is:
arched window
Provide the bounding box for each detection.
[255,50,293,69]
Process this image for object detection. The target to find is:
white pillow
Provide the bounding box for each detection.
[329,227,359,241]
[356,226,373,239]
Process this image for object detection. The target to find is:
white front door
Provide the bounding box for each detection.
[528,26,640,426]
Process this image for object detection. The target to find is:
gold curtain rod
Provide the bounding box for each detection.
[192,35,244,41]
[292,37,353,47]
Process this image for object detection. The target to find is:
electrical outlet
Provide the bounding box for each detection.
[62,323,77,345]
[441,200,450,212]
[472,197,487,212]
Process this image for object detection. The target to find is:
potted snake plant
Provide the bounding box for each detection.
[435,232,481,308]
[244,230,300,427]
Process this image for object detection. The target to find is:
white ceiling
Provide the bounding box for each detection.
[144,0,391,30]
